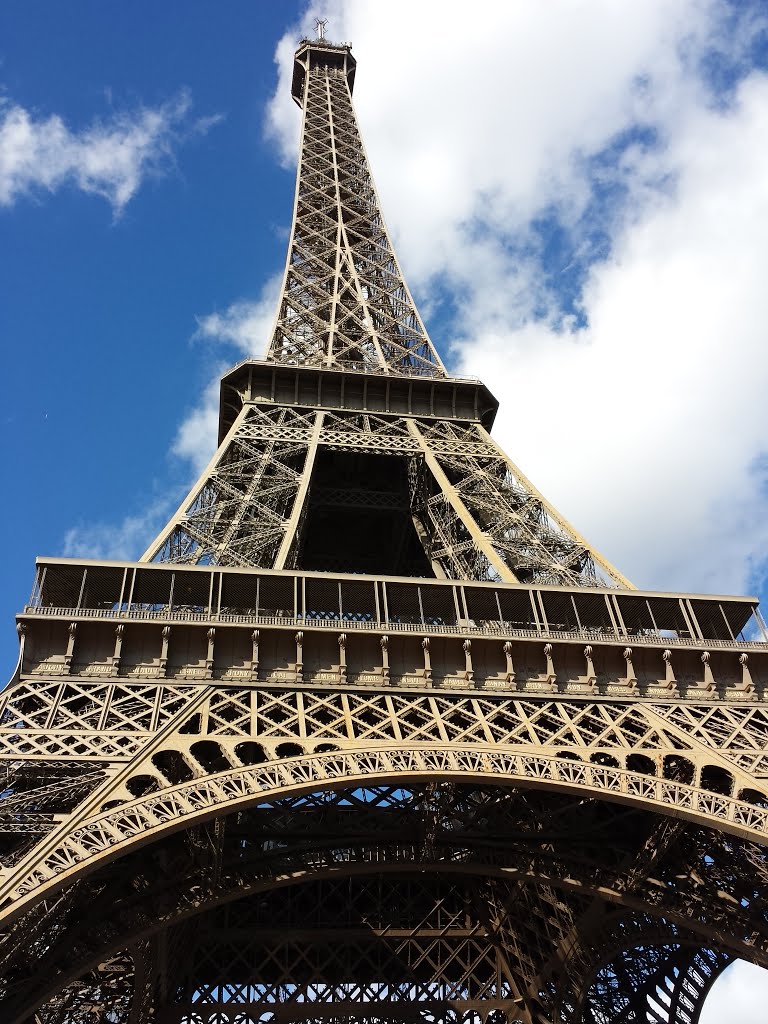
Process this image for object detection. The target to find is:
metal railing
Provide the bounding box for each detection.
[21,605,768,650]
[222,355,480,385]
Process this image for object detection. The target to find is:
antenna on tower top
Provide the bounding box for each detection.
[314,18,328,41]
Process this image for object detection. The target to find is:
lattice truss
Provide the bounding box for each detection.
[146,405,318,567]
[268,44,444,376]
[145,409,628,587]
[0,776,763,1024]
[141,35,628,587]
[2,676,768,1021]
[408,419,627,587]
[9,680,768,854]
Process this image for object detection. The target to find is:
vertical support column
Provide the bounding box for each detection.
[274,410,325,570]
[406,419,516,583]
[64,622,77,672]
[678,598,699,640]
[207,573,216,617]
[700,651,715,691]
[14,623,27,684]
[29,566,45,608]
[76,569,88,610]
[117,567,128,611]
[544,643,557,691]
[752,605,768,642]
[607,594,625,638]
[250,630,260,682]
[205,628,215,680]
[462,639,474,684]
[160,626,171,678]
[503,641,515,684]
[623,647,637,690]
[295,631,304,683]
[380,635,390,683]
[111,625,124,677]
[584,645,596,689]
[421,637,432,682]
[338,633,347,684]
[685,599,704,641]
[739,653,755,693]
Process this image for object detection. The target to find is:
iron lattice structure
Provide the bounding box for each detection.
[3,34,768,1024]
[143,39,630,591]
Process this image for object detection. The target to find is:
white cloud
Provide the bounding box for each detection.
[264,0,768,595]
[171,275,283,476]
[268,0,715,289]
[700,960,768,1024]
[194,275,282,357]
[171,376,222,478]
[455,70,768,594]
[0,92,219,214]
[62,499,171,561]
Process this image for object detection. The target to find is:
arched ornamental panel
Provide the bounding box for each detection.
[2,766,768,1023]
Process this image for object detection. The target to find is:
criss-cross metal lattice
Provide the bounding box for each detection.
[268,39,444,376]
[2,32,768,1024]
[140,37,631,589]
[142,405,633,586]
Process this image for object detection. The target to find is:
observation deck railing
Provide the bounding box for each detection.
[21,558,768,652]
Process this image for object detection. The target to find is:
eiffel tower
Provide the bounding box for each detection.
[3,29,768,1024]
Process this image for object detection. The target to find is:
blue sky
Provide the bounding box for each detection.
[3,3,768,1014]
[1,2,303,650]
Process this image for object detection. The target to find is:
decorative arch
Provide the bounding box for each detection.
[5,774,768,1024]
[5,742,768,925]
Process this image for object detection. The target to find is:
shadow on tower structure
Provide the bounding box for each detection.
[2,31,768,1024]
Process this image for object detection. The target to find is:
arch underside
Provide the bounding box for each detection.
[5,776,767,1024]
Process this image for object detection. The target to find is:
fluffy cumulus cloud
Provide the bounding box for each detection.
[456,69,768,596]
[700,960,768,1023]
[170,376,223,480]
[264,0,768,598]
[171,275,283,475]
[62,499,171,562]
[0,92,218,214]
[194,277,282,357]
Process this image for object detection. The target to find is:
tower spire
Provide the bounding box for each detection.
[269,36,445,376]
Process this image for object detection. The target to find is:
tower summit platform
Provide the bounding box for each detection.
[291,36,357,104]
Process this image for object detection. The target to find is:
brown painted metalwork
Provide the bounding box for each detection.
[3,31,767,1024]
